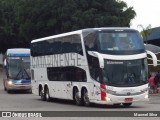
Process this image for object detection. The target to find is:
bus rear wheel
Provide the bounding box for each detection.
[74,88,82,106]
[83,89,91,106]
[40,89,46,101]
[4,86,7,91]
[123,103,132,107]
[45,87,51,102]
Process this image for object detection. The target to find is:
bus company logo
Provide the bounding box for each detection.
[107,61,123,64]
[2,112,11,117]
[122,89,134,92]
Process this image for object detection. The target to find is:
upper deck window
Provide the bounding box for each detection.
[31,34,83,56]
[83,29,145,55]
[98,31,144,51]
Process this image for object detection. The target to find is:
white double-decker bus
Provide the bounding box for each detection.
[31,28,157,107]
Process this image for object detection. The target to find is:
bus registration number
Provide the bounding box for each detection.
[20,86,26,89]
[124,98,133,102]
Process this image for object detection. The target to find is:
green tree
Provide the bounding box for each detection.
[0,0,136,53]
[137,24,152,44]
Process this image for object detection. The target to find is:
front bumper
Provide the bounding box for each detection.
[90,93,149,105]
[7,84,31,90]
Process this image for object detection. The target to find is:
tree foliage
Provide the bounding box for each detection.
[0,0,136,53]
[138,24,152,43]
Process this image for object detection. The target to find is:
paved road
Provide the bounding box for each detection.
[0,67,160,120]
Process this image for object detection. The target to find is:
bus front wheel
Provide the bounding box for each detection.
[4,86,7,91]
[7,90,12,93]
[3,82,7,91]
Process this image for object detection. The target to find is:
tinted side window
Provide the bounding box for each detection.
[47,67,86,82]
[88,56,101,82]
[31,43,37,56]
[31,34,83,57]
[31,41,49,56]
[83,32,97,51]
[83,32,101,82]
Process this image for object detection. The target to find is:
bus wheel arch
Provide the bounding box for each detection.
[39,85,43,96]
[81,87,91,106]
[73,86,82,106]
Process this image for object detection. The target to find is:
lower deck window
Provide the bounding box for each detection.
[47,67,87,82]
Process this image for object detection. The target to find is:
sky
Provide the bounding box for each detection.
[122,0,160,31]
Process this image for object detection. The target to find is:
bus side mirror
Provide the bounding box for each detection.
[146,50,157,66]
[88,51,104,68]
[3,59,9,69]
[4,59,7,67]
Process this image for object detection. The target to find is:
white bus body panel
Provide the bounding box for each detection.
[91,82,148,104]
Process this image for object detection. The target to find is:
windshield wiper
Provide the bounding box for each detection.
[23,68,30,79]
[15,69,30,80]
[15,69,23,79]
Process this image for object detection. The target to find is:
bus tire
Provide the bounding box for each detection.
[27,89,32,94]
[45,87,51,102]
[3,82,7,91]
[4,86,7,91]
[123,103,132,107]
[74,88,82,106]
[82,88,91,106]
[40,89,46,101]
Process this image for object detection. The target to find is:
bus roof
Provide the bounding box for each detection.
[6,48,30,57]
[31,27,137,43]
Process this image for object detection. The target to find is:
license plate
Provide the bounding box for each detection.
[20,86,26,89]
[125,98,133,102]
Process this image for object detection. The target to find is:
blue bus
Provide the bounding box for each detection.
[3,48,31,93]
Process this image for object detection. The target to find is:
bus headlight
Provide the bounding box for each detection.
[105,96,111,101]
[7,80,13,86]
[145,94,148,99]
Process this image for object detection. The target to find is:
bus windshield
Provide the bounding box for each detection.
[102,58,148,87]
[97,31,144,51]
[8,57,30,79]
[83,30,145,55]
